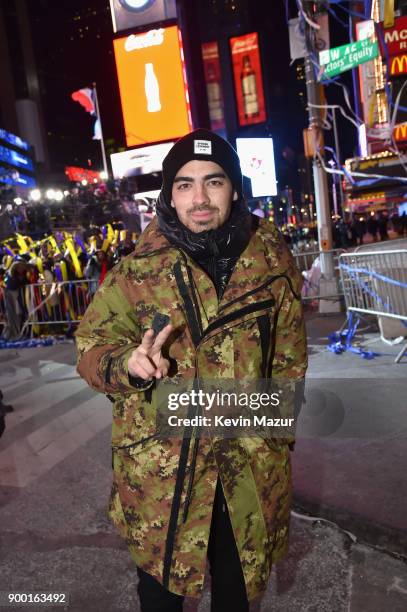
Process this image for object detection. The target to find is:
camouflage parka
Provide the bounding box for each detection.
[75,215,308,600]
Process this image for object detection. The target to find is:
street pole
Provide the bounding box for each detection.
[332,106,345,218]
[304,56,335,279]
[303,4,340,310]
[92,82,109,178]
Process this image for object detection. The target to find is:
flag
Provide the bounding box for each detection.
[71,88,95,115]
[93,118,102,141]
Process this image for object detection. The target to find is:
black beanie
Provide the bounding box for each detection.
[161,129,243,203]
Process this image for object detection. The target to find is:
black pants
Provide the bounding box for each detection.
[137,479,249,612]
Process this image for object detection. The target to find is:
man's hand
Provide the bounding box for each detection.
[127,324,172,381]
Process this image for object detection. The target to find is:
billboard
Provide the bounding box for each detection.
[0,129,29,151]
[356,20,381,129]
[65,167,102,183]
[379,15,407,56]
[389,53,407,76]
[236,138,277,197]
[230,32,266,126]
[0,169,36,188]
[110,142,174,178]
[0,145,34,173]
[113,26,192,147]
[201,42,225,131]
[109,0,177,34]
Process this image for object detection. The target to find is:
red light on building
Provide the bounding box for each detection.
[65,166,101,182]
[230,32,266,127]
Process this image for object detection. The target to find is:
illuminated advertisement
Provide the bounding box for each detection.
[236,138,277,197]
[393,122,407,143]
[201,42,225,131]
[230,32,266,126]
[113,26,192,147]
[65,167,102,183]
[0,170,36,188]
[379,15,407,56]
[356,20,382,128]
[389,53,407,76]
[0,145,34,172]
[110,142,174,178]
[109,0,177,34]
[0,128,29,151]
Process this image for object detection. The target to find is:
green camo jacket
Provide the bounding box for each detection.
[75,215,307,600]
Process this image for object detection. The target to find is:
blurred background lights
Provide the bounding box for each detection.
[30,189,41,201]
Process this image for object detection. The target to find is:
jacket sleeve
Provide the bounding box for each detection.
[75,265,153,396]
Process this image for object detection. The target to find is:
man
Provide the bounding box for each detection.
[76,129,307,611]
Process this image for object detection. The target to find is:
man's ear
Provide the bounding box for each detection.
[232,190,238,202]
[170,200,175,208]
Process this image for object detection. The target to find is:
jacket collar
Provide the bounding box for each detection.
[132,217,171,257]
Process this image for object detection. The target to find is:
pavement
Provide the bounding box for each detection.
[0,312,406,611]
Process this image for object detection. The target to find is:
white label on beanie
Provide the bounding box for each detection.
[194,139,212,155]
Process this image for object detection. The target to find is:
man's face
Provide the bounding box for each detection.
[171,160,238,233]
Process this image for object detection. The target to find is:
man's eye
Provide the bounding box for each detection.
[208,180,222,187]
[177,183,191,190]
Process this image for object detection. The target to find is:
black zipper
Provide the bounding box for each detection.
[202,297,276,339]
[219,273,298,313]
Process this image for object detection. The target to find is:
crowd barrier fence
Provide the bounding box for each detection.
[293,248,346,303]
[339,250,407,363]
[0,280,97,339]
[0,248,350,339]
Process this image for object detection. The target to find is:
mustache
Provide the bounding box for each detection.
[187,205,218,214]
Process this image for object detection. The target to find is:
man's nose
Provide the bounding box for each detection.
[192,182,208,205]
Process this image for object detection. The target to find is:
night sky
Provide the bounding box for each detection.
[25,0,357,185]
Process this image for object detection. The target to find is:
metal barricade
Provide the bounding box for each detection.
[292,248,345,274]
[18,279,97,337]
[354,238,407,253]
[339,250,407,363]
[293,248,346,302]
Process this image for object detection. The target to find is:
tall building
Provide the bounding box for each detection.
[0,0,49,175]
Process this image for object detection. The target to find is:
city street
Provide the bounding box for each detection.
[1,313,406,611]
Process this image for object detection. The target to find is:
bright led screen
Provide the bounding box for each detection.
[113,26,192,147]
[110,142,174,178]
[236,138,277,197]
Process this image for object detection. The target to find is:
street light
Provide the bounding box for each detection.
[99,171,108,180]
[81,179,88,186]
[14,197,23,205]
[54,190,64,202]
[46,189,56,200]
[30,189,41,201]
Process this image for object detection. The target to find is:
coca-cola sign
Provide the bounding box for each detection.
[125,28,165,51]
